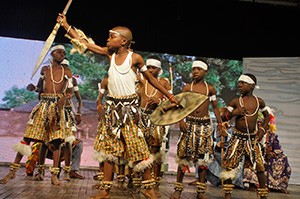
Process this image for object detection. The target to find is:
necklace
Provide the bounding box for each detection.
[239,95,259,117]
[145,80,158,98]
[50,64,64,84]
[191,81,208,95]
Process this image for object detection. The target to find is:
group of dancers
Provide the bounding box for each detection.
[0,12,291,199]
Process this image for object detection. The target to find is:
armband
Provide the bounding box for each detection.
[225,112,231,121]
[140,65,147,72]
[67,77,73,88]
[260,106,270,113]
[100,88,105,94]
[209,95,216,101]
[168,94,175,100]
[73,86,79,91]
[227,106,234,112]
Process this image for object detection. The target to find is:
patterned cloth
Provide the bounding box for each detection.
[222,128,265,174]
[25,142,41,175]
[24,93,66,142]
[140,108,166,147]
[93,94,150,162]
[176,116,214,166]
[25,139,83,174]
[64,105,76,138]
[243,133,291,193]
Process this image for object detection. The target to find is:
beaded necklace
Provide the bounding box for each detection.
[191,81,208,95]
[145,80,158,98]
[50,64,64,84]
[239,94,259,169]
[238,95,259,117]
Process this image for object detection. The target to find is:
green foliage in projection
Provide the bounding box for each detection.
[1,86,37,108]
[1,43,242,108]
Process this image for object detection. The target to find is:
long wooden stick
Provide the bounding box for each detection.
[169,63,173,93]
[31,0,73,79]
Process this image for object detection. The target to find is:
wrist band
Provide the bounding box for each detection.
[168,94,174,100]
[225,112,230,121]
[67,25,72,34]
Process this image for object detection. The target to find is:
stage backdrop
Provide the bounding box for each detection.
[0,36,242,172]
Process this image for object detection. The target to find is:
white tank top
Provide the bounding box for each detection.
[108,51,137,96]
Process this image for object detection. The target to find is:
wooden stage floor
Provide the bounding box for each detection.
[0,165,299,199]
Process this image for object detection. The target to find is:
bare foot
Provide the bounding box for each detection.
[196,193,208,199]
[154,187,161,197]
[281,189,290,194]
[92,183,101,189]
[117,181,126,190]
[64,172,70,181]
[188,180,197,186]
[224,193,232,199]
[35,171,45,181]
[89,190,110,199]
[0,171,16,184]
[170,190,182,199]
[141,189,158,199]
[131,189,140,199]
[51,175,61,186]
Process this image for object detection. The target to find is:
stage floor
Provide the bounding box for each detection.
[0,165,299,199]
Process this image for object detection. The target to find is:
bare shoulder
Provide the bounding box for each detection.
[159,77,171,89]
[228,97,239,107]
[131,52,144,68]
[258,96,266,108]
[41,65,49,70]
[64,66,73,78]
[159,77,169,84]
[207,83,217,94]
[182,83,191,92]
[41,65,49,74]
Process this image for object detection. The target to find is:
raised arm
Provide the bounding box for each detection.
[57,14,109,56]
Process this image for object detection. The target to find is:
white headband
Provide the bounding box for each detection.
[146,59,161,68]
[61,59,69,66]
[238,74,255,84]
[50,44,65,53]
[109,30,135,44]
[192,60,208,71]
[238,74,260,89]
[146,58,163,76]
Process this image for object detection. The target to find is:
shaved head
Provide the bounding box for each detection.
[111,26,133,42]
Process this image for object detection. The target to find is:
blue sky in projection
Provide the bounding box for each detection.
[0,36,51,104]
